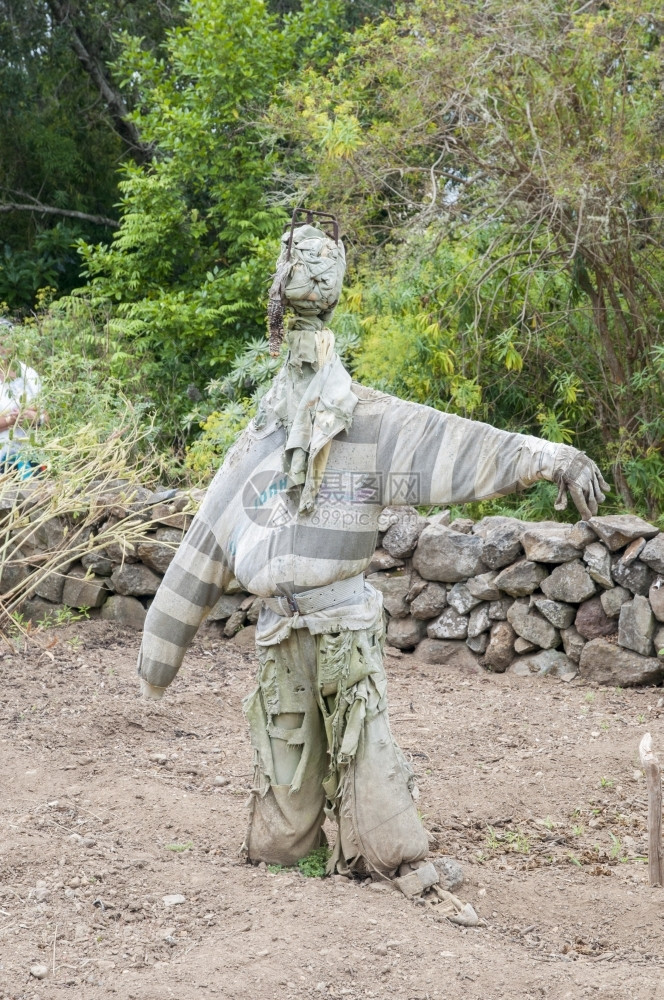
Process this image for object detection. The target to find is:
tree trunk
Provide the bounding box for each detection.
[45,0,153,165]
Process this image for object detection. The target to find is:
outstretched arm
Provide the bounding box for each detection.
[376,397,608,518]
[137,515,232,698]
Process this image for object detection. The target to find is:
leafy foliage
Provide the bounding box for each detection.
[273,0,664,516]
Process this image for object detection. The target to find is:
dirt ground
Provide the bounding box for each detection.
[1,620,664,1000]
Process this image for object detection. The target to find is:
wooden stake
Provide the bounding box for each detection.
[638,733,663,887]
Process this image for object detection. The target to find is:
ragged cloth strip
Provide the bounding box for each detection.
[242,608,428,875]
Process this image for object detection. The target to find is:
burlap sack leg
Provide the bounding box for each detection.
[243,630,327,866]
[316,623,429,876]
[336,707,430,875]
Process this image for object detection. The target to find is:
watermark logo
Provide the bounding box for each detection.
[243,471,296,527]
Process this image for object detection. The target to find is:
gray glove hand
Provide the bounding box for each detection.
[552,446,610,521]
[140,677,166,701]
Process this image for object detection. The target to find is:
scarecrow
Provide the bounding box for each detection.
[137,213,608,877]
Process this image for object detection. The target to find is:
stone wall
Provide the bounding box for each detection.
[372,507,664,686]
[14,492,664,687]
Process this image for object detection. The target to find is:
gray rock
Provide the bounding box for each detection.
[531,597,575,630]
[600,586,632,619]
[104,537,139,563]
[368,548,405,573]
[427,607,469,640]
[426,509,451,527]
[232,624,257,651]
[395,862,440,898]
[466,571,501,601]
[579,638,664,686]
[449,517,474,534]
[466,632,489,656]
[100,595,146,630]
[574,597,616,640]
[654,626,664,655]
[521,525,581,564]
[588,514,658,551]
[208,593,245,622]
[34,515,67,550]
[649,577,664,622]
[409,582,448,620]
[413,525,486,582]
[561,625,585,664]
[618,596,655,656]
[110,563,162,597]
[506,600,560,649]
[81,551,114,577]
[481,523,524,570]
[0,560,28,594]
[382,508,427,559]
[583,542,613,588]
[610,555,654,596]
[447,583,482,615]
[488,597,513,620]
[514,636,538,654]
[406,572,428,602]
[30,964,48,980]
[483,621,516,672]
[34,571,66,603]
[494,559,548,597]
[433,856,464,892]
[622,537,647,566]
[223,608,247,637]
[640,534,664,574]
[155,526,186,544]
[466,632,489,653]
[468,602,492,637]
[20,596,66,625]
[387,615,427,649]
[568,521,599,548]
[63,568,110,609]
[540,559,596,603]
[245,598,262,624]
[472,515,524,539]
[509,649,577,680]
[366,571,411,618]
[136,538,178,575]
[416,638,479,671]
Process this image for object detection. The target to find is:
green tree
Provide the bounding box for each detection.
[0,0,182,308]
[70,0,393,442]
[272,0,664,516]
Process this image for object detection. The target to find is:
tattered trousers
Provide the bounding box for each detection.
[242,617,428,875]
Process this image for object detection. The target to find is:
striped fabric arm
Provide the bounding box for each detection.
[376,397,560,506]
[137,515,232,690]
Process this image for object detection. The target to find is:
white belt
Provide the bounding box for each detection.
[262,574,365,617]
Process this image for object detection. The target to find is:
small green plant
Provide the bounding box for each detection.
[599,777,614,789]
[600,720,610,731]
[567,853,582,867]
[637,714,646,724]
[585,693,595,703]
[165,841,194,853]
[486,826,530,854]
[297,846,331,878]
[542,816,554,831]
[608,833,625,860]
[572,824,584,837]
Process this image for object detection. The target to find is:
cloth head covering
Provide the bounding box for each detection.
[264,224,357,512]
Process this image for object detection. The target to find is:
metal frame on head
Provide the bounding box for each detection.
[284,208,339,260]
